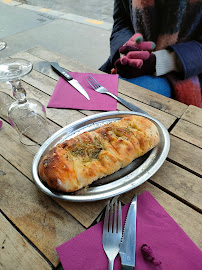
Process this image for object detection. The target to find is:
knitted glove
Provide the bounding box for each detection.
[119,33,156,55]
[112,33,156,78]
[113,51,156,79]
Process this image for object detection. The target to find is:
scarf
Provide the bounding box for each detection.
[131,0,202,107]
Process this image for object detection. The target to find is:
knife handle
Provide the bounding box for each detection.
[59,70,73,81]
[52,64,73,81]
[121,265,134,270]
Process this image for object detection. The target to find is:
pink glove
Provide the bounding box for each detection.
[120,50,150,69]
[113,52,156,79]
[119,33,156,55]
[112,33,156,78]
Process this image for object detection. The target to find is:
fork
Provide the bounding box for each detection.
[103,200,122,270]
[86,75,148,115]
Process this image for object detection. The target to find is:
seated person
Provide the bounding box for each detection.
[100,0,202,107]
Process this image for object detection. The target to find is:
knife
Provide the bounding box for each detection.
[119,194,137,270]
[50,62,90,100]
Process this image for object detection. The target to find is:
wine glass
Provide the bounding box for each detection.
[0,89,14,120]
[0,42,15,124]
[0,42,10,123]
[0,58,50,146]
[0,41,7,52]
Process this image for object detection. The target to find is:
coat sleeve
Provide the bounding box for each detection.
[170,41,202,79]
[109,0,134,65]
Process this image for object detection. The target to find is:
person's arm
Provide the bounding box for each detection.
[170,41,202,79]
[109,0,134,65]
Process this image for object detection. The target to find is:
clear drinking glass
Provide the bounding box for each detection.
[0,58,49,146]
[0,89,14,120]
[0,41,7,52]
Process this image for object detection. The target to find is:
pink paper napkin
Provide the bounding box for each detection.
[48,72,119,111]
[56,191,202,270]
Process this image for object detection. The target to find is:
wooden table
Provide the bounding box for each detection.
[1,47,202,269]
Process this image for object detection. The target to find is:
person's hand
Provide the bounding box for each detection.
[113,51,156,78]
[111,33,156,78]
[119,33,156,55]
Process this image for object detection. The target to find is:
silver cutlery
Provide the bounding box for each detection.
[86,75,148,115]
[50,62,90,100]
[103,200,122,270]
[119,194,137,269]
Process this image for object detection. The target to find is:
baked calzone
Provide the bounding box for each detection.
[38,115,159,192]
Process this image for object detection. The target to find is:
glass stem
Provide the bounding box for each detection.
[10,80,27,103]
[0,41,6,51]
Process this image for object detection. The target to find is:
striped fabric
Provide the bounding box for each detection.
[131,0,202,49]
[100,0,202,107]
[131,0,202,107]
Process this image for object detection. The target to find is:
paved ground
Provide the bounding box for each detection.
[0,0,113,69]
[22,0,114,23]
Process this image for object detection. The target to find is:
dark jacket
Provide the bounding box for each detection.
[100,0,202,81]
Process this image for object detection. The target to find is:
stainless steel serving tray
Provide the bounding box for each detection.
[32,111,170,202]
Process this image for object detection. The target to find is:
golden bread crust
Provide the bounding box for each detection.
[38,115,159,192]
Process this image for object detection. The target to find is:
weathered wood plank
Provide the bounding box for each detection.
[27,46,97,74]
[117,93,176,129]
[0,94,61,148]
[120,182,202,250]
[10,49,95,80]
[150,160,202,212]
[171,119,202,148]
[21,81,86,128]
[2,46,200,268]
[12,47,187,118]
[23,69,58,96]
[168,135,202,176]
[56,199,107,228]
[0,156,85,267]
[0,214,52,270]
[0,118,39,177]
[11,48,181,129]
[118,78,187,118]
[22,69,177,130]
[181,105,202,127]
[9,51,60,80]
[22,74,176,130]
[3,56,176,137]
[0,119,107,228]
[3,114,200,224]
[80,93,177,130]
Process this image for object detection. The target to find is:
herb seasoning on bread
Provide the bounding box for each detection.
[39,115,159,192]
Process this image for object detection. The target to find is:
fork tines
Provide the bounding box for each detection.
[85,75,101,90]
[102,199,122,269]
[104,200,122,233]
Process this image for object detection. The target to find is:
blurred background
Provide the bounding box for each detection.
[19,0,114,23]
[0,0,114,69]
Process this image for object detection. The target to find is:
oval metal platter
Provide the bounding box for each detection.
[32,111,170,202]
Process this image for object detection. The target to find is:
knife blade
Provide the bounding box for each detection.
[50,62,90,100]
[119,194,137,270]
